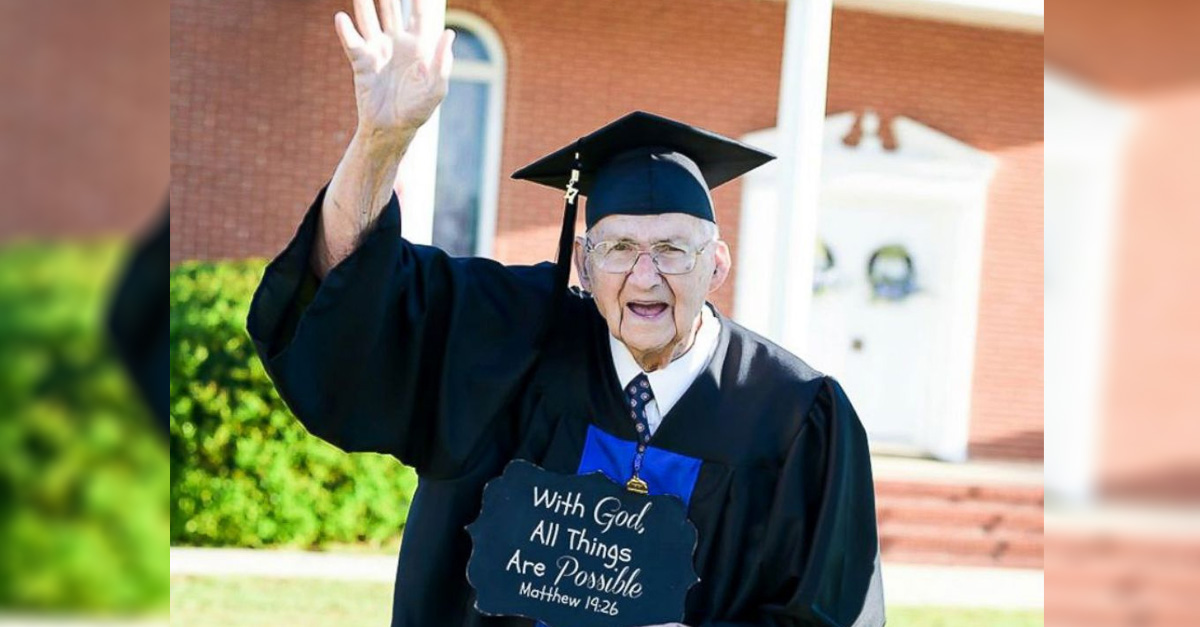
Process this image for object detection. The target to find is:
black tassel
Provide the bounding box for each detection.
[542,140,584,347]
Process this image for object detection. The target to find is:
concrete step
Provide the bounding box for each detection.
[876,497,1044,534]
[875,479,1044,507]
[885,549,1044,570]
[872,475,1043,568]
[880,524,1044,568]
[1044,519,1200,624]
[868,457,1044,568]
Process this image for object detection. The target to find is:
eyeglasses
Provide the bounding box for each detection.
[585,239,714,275]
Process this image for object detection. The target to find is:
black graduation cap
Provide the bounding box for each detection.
[511,111,775,321]
[512,111,775,228]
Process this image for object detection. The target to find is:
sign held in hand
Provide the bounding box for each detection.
[466,460,699,627]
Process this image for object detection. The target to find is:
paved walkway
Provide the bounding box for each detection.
[170,547,1043,609]
[879,563,1042,609]
[171,547,398,582]
[871,454,1044,486]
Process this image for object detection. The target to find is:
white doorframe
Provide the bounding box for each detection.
[444,10,506,258]
[394,0,447,246]
[1044,69,1133,504]
[736,111,996,461]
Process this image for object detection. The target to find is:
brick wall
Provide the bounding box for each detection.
[0,0,168,240]
[171,0,1042,461]
[1098,93,1200,501]
[1048,0,1200,502]
[171,0,359,261]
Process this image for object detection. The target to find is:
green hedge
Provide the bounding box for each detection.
[170,260,417,549]
[0,240,167,612]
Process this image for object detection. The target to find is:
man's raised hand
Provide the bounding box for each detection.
[312,0,453,276]
[334,0,455,141]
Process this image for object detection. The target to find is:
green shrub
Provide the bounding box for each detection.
[0,240,168,612]
[170,260,417,549]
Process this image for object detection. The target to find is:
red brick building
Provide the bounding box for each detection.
[0,0,168,241]
[171,0,1042,463]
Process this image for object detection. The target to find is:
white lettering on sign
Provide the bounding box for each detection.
[518,581,582,607]
[505,549,546,577]
[533,487,586,518]
[593,497,652,535]
[530,519,560,547]
[566,527,633,569]
[553,555,645,599]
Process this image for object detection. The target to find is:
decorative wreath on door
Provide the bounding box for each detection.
[867,244,917,301]
[813,239,836,294]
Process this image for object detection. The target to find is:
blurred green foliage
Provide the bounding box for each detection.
[0,240,168,612]
[170,260,417,549]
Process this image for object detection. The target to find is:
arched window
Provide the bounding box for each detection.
[433,12,506,257]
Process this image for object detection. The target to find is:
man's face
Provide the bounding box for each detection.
[573,212,731,367]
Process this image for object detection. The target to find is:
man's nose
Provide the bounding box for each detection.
[627,252,662,288]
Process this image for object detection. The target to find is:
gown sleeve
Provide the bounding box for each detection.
[246,185,555,478]
[703,377,886,627]
[109,208,169,431]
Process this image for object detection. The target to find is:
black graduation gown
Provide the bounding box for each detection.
[247,187,885,627]
[110,207,169,431]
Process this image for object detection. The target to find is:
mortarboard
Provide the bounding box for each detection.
[511,111,775,316]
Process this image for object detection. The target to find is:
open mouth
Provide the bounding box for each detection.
[626,301,669,320]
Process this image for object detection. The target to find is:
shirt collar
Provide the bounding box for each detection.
[609,304,721,418]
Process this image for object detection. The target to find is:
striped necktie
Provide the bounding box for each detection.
[623,373,654,494]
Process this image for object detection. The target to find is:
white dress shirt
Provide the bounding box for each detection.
[608,304,721,436]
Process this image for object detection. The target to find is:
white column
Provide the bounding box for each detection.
[769,0,833,354]
[1044,70,1133,504]
[394,0,447,246]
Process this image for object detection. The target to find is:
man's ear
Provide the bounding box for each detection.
[708,241,732,294]
[573,236,591,291]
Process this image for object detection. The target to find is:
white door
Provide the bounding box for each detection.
[736,114,994,461]
[805,201,953,449]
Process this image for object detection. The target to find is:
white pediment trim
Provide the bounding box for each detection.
[743,110,997,186]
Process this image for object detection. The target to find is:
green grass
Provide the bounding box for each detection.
[170,576,393,626]
[170,576,1043,626]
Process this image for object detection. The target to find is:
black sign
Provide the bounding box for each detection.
[466,460,699,627]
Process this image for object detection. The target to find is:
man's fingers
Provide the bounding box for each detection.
[378,0,401,33]
[352,0,384,39]
[431,28,455,83]
[407,0,423,36]
[334,12,366,59]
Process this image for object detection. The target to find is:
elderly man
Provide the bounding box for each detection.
[248,0,883,625]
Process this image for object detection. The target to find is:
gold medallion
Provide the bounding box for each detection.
[625,475,649,495]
